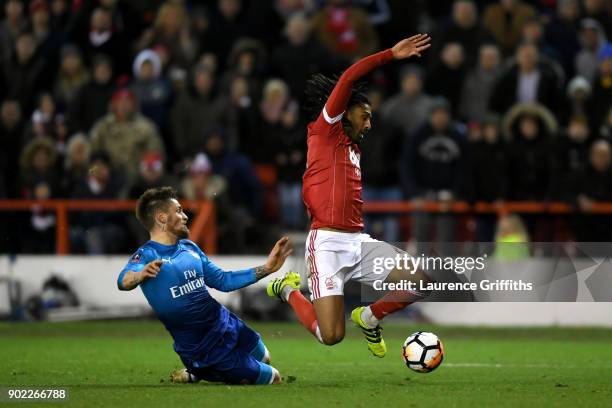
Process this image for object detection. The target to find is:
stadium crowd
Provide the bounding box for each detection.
[0,0,611,254]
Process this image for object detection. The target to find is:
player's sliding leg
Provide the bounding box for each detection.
[170,361,281,385]
[250,338,271,364]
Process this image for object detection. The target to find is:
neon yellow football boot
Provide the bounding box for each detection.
[267,271,301,302]
[351,306,387,358]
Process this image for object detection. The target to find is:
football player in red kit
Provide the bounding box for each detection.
[268,34,433,357]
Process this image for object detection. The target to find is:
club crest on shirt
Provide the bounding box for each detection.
[325,277,336,290]
[349,146,361,177]
[348,146,361,168]
[130,252,142,263]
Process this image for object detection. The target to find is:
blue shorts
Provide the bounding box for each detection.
[181,314,273,385]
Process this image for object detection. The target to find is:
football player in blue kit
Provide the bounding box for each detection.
[118,187,293,385]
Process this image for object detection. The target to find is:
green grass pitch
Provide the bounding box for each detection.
[1,320,611,407]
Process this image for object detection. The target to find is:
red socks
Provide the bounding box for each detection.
[369,290,415,320]
[287,290,319,337]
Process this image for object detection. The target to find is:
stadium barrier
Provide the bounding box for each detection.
[0,199,216,254]
[1,199,612,255]
[1,255,611,326]
[363,200,612,215]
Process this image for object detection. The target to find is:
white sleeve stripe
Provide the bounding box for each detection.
[323,106,344,124]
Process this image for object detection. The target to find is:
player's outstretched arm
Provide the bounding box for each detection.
[119,260,163,291]
[324,34,431,119]
[202,237,293,292]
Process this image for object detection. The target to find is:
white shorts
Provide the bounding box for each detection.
[304,229,404,300]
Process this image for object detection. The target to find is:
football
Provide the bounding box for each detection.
[402,331,444,373]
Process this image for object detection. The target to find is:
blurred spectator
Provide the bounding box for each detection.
[311,0,379,60]
[2,31,48,115]
[465,115,507,242]
[67,54,115,134]
[204,127,263,219]
[261,80,307,230]
[204,0,251,71]
[170,64,228,159]
[589,43,612,129]
[502,103,558,201]
[431,0,493,67]
[62,133,90,195]
[54,45,90,108]
[17,136,60,252]
[360,87,403,242]
[490,43,563,116]
[483,0,536,56]
[29,0,62,61]
[544,0,581,78]
[381,65,433,138]
[127,151,179,244]
[23,180,56,253]
[401,98,467,252]
[24,92,57,141]
[70,151,127,254]
[90,89,164,185]
[0,0,27,61]
[459,44,501,122]
[426,42,466,114]
[136,2,198,68]
[220,38,268,97]
[562,76,591,126]
[228,75,258,153]
[253,78,295,165]
[271,12,340,103]
[572,139,612,241]
[18,136,60,199]
[520,17,561,63]
[503,103,558,241]
[552,116,591,200]
[583,0,612,38]
[78,7,130,76]
[128,151,178,199]
[130,49,171,133]
[575,19,608,84]
[49,0,70,35]
[181,152,250,253]
[492,214,530,260]
[97,0,145,44]
[0,99,25,196]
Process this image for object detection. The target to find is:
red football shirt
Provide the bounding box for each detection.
[302,49,394,231]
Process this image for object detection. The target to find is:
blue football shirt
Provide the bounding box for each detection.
[118,239,256,363]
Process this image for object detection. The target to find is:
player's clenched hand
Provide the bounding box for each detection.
[391,34,431,59]
[140,260,163,282]
[262,237,294,275]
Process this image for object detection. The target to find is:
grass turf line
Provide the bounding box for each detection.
[1,321,611,408]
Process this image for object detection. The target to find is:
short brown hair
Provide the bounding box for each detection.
[136,187,178,231]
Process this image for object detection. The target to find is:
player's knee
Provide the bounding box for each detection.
[261,351,271,364]
[320,328,344,345]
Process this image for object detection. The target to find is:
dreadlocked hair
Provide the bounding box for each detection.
[304,73,370,122]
